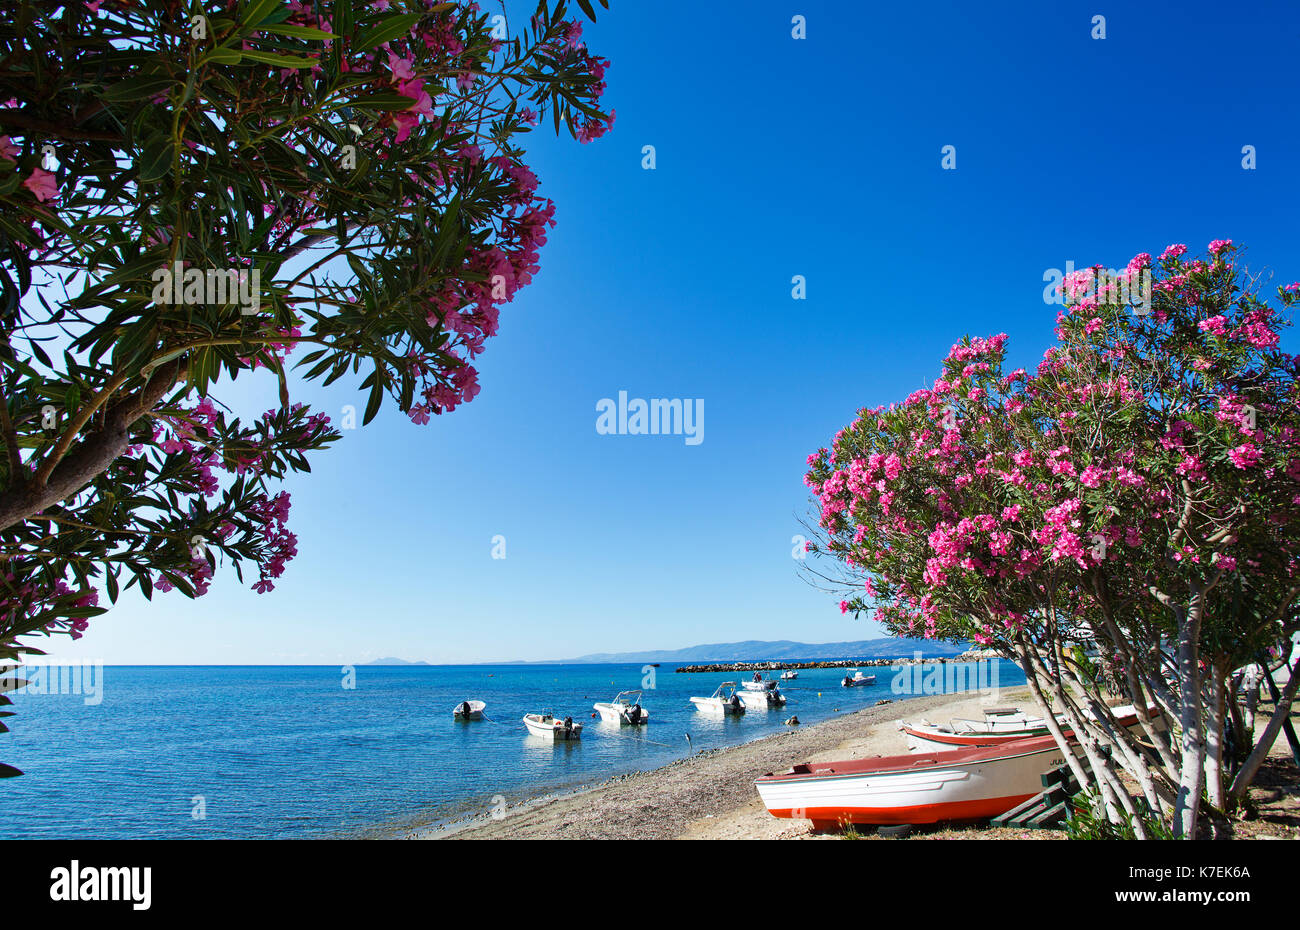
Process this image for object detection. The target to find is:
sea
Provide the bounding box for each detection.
[0,659,1025,839]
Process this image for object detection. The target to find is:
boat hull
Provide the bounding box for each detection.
[523,716,582,740]
[593,703,649,725]
[755,736,1067,827]
[690,697,744,716]
[906,705,1166,752]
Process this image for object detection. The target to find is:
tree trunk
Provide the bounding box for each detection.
[1173,602,1205,839]
[1227,659,1300,809]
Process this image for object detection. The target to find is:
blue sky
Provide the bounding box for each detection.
[49,0,1300,664]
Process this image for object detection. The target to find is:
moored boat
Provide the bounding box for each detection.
[780,670,798,680]
[690,681,745,716]
[755,736,1068,828]
[739,685,787,709]
[593,690,649,725]
[841,670,876,687]
[523,712,582,741]
[453,699,486,720]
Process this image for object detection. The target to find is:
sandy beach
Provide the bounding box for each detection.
[415,687,1034,840]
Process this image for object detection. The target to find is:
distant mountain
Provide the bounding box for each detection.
[557,637,967,665]
[363,657,432,666]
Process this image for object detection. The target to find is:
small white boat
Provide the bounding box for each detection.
[755,736,1068,828]
[949,706,1048,733]
[900,704,1166,753]
[780,670,798,680]
[453,699,486,720]
[741,674,780,692]
[841,670,877,687]
[739,685,787,709]
[594,690,649,725]
[523,713,582,741]
[690,681,746,716]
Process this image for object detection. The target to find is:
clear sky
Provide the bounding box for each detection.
[47,0,1300,664]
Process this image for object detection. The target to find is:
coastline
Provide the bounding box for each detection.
[411,686,1031,840]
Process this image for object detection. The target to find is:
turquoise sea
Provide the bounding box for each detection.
[0,660,1024,839]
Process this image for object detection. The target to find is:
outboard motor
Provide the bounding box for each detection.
[627,705,641,723]
[459,701,471,716]
[563,716,573,732]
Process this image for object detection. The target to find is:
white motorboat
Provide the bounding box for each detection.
[594,690,649,725]
[690,681,746,716]
[841,670,877,687]
[741,673,780,692]
[780,670,798,680]
[739,685,788,709]
[453,699,486,720]
[523,713,582,741]
[756,736,1070,828]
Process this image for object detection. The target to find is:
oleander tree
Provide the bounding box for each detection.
[801,241,1300,838]
[0,0,614,775]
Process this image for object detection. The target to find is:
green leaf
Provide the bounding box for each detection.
[241,0,284,27]
[343,93,416,110]
[353,13,424,52]
[204,48,244,66]
[259,24,336,40]
[237,50,321,69]
[363,372,384,425]
[102,76,176,103]
[137,139,172,183]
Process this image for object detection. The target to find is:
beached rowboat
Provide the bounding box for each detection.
[453,699,486,720]
[898,704,1165,752]
[754,736,1068,828]
[523,713,582,740]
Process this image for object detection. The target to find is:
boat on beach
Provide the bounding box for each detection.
[899,704,1165,753]
[523,713,582,741]
[754,735,1068,828]
[948,706,1046,732]
[593,690,649,725]
[841,670,876,687]
[690,681,746,716]
[453,699,486,720]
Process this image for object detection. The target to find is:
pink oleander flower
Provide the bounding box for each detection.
[22,168,58,202]
[0,136,18,160]
[1228,443,1261,469]
[1198,315,1228,335]
[1208,239,1234,257]
[1161,243,1187,260]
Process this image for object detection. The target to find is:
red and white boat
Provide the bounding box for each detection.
[754,736,1068,829]
[898,704,1165,753]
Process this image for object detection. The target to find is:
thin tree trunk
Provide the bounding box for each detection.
[1228,660,1300,808]
[1173,600,1205,839]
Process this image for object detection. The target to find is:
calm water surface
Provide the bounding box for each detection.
[0,660,1023,838]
